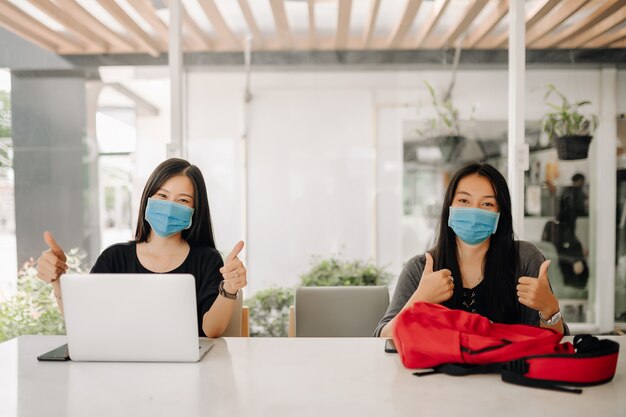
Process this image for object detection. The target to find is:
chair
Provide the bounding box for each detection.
[289,286,390,337]
[221,295,250,337]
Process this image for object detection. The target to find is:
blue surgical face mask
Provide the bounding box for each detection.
[145,198,194,238]
[448,206,500,246]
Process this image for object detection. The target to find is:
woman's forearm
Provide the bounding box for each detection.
[201,295,236,338]
[379,319,396,338]
[52,280,64,317]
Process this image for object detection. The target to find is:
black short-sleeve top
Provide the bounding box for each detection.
[90,241,223,336]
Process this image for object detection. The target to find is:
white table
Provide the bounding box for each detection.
[0,335,624,417]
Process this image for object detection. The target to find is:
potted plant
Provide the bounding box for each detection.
[244,256,392,337]
[244,286,293,337]
[299,255,392,287]
[542,84,598,160]
[415,81,474,163]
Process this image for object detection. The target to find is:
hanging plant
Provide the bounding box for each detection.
[542,84,598,160]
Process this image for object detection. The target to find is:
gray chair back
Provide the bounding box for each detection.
[294,286,390,337]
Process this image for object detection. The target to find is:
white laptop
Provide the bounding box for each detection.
[50,274,213,362]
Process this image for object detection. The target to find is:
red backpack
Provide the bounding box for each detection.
[392,302,620,394]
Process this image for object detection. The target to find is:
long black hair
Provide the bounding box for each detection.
[432,162,518,323]
[134,158,216,248]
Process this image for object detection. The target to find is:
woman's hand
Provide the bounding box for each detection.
[219,241,247,294]
[36,231,68,284]
[408,253,454,306]
[516,260,559,318]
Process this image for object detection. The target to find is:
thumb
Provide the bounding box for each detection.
[538,260,551,281]
[43,231,66,261]
[226,240,244,263]
[422,252,434,276]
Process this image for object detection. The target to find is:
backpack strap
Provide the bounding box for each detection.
[414,363,502,377]
[500,335,620,394]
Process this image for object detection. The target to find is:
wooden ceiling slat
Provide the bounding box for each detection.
[27,0,108,51]
[525,0,561,29]
[533,0,626,49]
[181,10,212,50]
[610,37,626,48]
[308,0,316,48]
[413,0,450,48]
[526,0,590,47]
[197,0,240,49]
[362,0,381,48]
[57,0,137,51]
[0,12,58,52]
[388,0,421,48]
[163,0,211,50]
[466,0,508,48]
[269,0,293,49]
[3,0,626,55]
[583,25,626,48]
[237,0,264,48]
[0,0,81,52]
[96,0,161,56]
[336,0,352,49]
[562,5,626,48]
[482,0,560,49]
[434,0,488,49]
[127,0,169,50]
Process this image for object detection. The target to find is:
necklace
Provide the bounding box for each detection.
[144,240,186,273]
[464,275,484,288]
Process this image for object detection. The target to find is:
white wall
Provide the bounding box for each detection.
[131,68,622,295]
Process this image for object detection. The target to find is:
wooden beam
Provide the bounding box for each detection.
[27,0,108,51]
[96,0,162,56]
[269,0,293,49]
[388,0,421,48]
[336,0,352,49]
[413,0,450,48]
[525,0,561,29]
[533,0,626,49]
[163,0,211,51]
[127,0,169,49]
[197,0,240,49]
[181,9,212,50]
[482,0,560,49]
[584,25,626,48]
[362,0,381,48]
[237,0,264,48]
[562,5,626,48]
[610,37,626,48]
[308,0,316,48]
[0,0,81,52]
[526,0,589,47]
[0,12,57,52]
[434,0,488,49]
[57,0,137,51]
[465,0,508,48]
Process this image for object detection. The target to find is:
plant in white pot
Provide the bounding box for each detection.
[542,84,598,160]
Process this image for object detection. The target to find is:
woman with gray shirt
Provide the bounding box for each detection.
[375,163,567,337]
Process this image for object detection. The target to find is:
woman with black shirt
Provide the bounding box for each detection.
[375,162,567,337]
[36,158,246,338]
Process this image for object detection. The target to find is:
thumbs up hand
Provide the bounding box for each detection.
[37,231,68,283]
[516,260,559,317]
[407,252,455,307]
[219,241,247,294]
